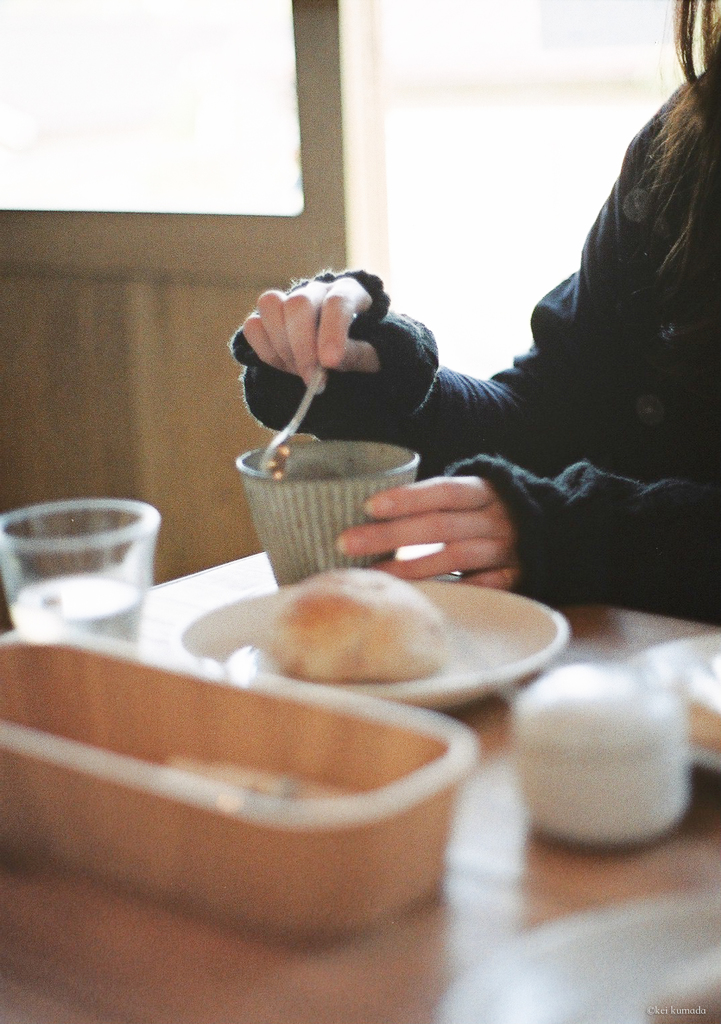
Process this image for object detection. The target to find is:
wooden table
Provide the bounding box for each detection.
[0,553,719,1024]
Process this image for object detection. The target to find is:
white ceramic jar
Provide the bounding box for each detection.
[512,663,691,847]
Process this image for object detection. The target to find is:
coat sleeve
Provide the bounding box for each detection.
[450,453,721,625]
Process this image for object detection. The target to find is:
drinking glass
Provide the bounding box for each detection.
[0,497,161,645]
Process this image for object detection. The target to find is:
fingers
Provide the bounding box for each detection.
[316,277,372,368]
[376,536,519,582]
[342,508,510,554]
[337,475,521,588]
[334,339,381,374]
[357,478,511,550]
[366,476,496,519]
[386,560,521,591]
[282,280,332,381]
[240,277,379,382]
[461,566,521,590]
[241,312,289,373]
[255,290,295,372]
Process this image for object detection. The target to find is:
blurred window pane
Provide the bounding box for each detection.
[0,0,302,215]
[381,0,679,379]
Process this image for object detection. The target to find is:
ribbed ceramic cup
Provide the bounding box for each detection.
[237,439,420,585]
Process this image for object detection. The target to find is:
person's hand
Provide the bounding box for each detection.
[241,277,381,385]
[337,476,521,590]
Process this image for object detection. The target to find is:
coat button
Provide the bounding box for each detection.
[636,394,665,426]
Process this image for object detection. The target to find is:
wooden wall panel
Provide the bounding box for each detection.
[0,271,272,589]
[0,275,137,507]
[125,279,272,582]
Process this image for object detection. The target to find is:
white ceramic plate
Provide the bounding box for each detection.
[437,892,721,1024]
[634,631,721,773]
[178,581,570,710]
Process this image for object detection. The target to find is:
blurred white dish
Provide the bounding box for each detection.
[634,631,721,772]
[179,581,570,710]
[437,892,721,1024]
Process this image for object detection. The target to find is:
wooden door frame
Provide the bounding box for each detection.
[0,0,361,287]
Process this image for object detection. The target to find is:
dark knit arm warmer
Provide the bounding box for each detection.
[229,269,439,441]
[449,454,721,624]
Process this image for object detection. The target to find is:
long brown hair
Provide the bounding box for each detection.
[651,0,721,330]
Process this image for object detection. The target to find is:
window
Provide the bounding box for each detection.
[0,0,301,215]
[381,0,680,378]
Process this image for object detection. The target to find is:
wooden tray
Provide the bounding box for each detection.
[0,641,478,940]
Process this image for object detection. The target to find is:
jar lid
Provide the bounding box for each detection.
[513,663,687,751]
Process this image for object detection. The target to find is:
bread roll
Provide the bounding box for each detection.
[689,682,721,754]
[265,568,450,683]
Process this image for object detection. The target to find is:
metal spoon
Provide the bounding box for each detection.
[259,365,327,479]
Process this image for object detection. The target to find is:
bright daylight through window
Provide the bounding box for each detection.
[0,0,302,215]
[381,0,681,378]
